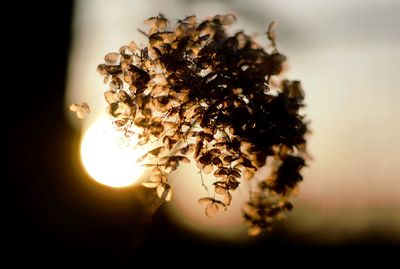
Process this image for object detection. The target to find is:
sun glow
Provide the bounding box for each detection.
[80,116,145,188]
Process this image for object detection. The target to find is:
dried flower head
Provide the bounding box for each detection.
[97,13,309,235]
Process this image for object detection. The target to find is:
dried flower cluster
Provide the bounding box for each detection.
[97,14,309,235]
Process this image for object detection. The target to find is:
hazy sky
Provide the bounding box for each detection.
[67,0,400,242]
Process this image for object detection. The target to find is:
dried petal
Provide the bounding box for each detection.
[248,225,262,236]
[128,41,137,52]
[179,144,194,155]
[142,181,159,188]
[105,52,120,64]
[203,164,214,174]
[175,155,190,164]
[243,169,254,180]
[230,169,241,178]
[136,152,149,163]
[152,167,162,176]
[198,197,213,206]
[205,203,218,217]
[147,146,165,157]
[215,184,226,194]
[142,163,157,168]
[69,103,90,119]
[214,200,227,211]
[104,91,118,104]
[224,192,232,205]
[267,21,277,48]
[150,173,162,183]
[110,77,124,90]
[214,13,236,25]
[212,157,222,166]
[243,204,260,220]
[157,183,172,201]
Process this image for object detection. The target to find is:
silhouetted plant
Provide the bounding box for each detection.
[97,14,309,236]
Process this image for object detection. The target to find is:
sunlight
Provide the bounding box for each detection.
[80,116,145,188]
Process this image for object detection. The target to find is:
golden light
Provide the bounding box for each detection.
[80,116,146,188]
[67,0,400,241]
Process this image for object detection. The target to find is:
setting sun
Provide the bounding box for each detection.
[80,116,145,188]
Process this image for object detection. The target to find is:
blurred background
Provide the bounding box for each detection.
[6,0,399,265]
